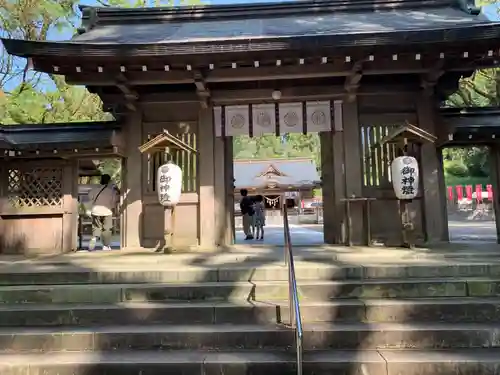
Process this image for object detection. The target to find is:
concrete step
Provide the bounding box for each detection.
[2,349,500,375]
[1,323,500,352]
[2,297,500,326]
[3,262,500,285]
[0,277,498,304]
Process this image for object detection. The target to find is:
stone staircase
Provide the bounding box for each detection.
[1,250,500,374]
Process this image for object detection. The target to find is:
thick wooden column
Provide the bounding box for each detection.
[122,112,143,249]
[198,107,217,249]
[417,93,448,242]
[342,100,365,244]
[320,132,338,244]
[489,145,500,243]
[320,130,345,244]
[214,135,233,247]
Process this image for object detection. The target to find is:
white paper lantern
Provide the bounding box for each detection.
[157,162,182,207]
[391,156,419,200]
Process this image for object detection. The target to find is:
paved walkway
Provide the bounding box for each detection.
[78,220,499,252]
[235,225,324,246]
[448,220,497,242]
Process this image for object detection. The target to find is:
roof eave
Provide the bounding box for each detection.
[4,24,500,60]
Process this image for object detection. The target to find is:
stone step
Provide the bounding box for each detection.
[2,262,500,285]
[0,277,497,304]
[2,297,500,326]
[1,323,500,352]
[2,349,500,375]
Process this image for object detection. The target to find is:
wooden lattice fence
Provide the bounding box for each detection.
[6,167,63,208]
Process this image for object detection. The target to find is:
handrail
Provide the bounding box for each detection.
[283,202,304,375]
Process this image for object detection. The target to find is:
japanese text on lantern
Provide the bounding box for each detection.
[400,163,416,197]
[158,165,171,204]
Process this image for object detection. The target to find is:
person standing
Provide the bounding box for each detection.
[239,189,254,240]
[252,195,266,241]
[88,174,119,251]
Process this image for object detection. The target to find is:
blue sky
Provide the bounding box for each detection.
[3,0,296,92]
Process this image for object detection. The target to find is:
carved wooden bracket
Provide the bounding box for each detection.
[116,73,138,112]
[194,71,210,109]
[344,60,364,102]
[420,60,445,96]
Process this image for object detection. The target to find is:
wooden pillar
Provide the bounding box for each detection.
[62,160,78,252]
[320,130,345,244]
[417,93,448,243]
[198,107,217,249]
[226,138,235,244]
[214,135,233,247]
[122,112,143,249]
[342,99,364,244]
[489,145,500,243]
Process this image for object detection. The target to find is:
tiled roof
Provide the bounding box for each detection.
[3,0,500,57]
[234,158,320,189]
[0,122,121,150]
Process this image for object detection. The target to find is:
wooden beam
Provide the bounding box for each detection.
[100,83,420,106]
[66,71,194,86]
[0,148,122,159]
[65,63,434,86]
[101,92,199,106]
[212,83,419,104]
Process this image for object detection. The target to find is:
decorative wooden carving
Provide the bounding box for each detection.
[279,103,303,134]
[258,164,286,178]
[225,105,250,136]
[306,101,332,132]
[252,104,276,136]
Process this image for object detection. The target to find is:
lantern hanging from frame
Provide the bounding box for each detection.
[157,161,182,207]
[391,156,419,200]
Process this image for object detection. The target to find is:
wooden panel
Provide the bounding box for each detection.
[142,202,199,247]
[368,198,424,246]
[0,215,63,254]
[358,94,416,113]
[142,103,199,123]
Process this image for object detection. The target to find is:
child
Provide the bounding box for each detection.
[252,195,266,241]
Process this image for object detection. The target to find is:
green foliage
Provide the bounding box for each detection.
[443,67,500,180]
[0,0,200,182]
[443,146,491,186]
[443,159,468,177]
[233,133,322,171]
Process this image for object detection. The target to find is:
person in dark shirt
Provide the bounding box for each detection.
[240,189,254,240]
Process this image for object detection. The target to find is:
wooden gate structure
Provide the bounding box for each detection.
[3,0,500,251]
[0,122,123,254]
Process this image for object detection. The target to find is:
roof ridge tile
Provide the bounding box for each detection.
[79,0,456,28]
